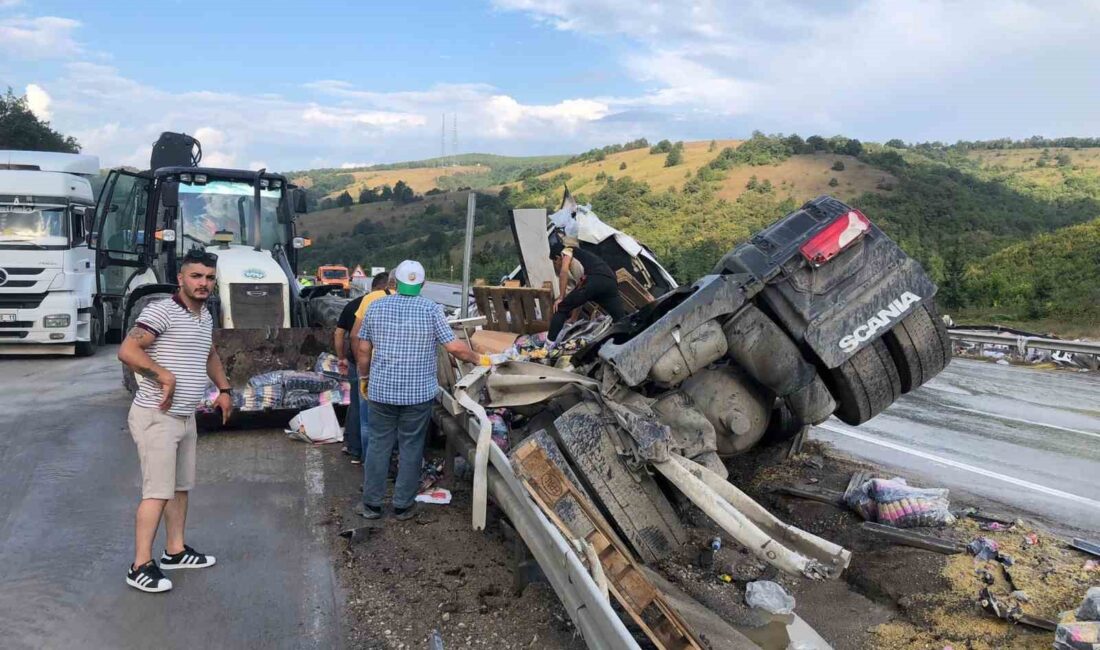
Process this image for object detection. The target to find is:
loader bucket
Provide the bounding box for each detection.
[214,326,335,387]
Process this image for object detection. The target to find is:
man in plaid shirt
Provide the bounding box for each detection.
[355,260,483,520]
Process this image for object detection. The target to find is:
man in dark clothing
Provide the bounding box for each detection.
[548,232,627,340]
[335,273,388,462]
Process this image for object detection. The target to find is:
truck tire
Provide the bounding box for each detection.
[121,293,169,394]
[882,301,951,393]
[826,338,902,425]
[309,295,347,328]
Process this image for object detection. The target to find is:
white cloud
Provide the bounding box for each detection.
[0,16,81,59]
[24,83,51,120]
[497,0,1100,139]
[340,162,373,169]
[301,105,426,129]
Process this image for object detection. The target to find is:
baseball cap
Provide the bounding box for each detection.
[394,259,425,296]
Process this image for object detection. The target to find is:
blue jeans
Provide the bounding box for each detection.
[344,364,362,459]
[357,380,370,461]
[362,399,433,510]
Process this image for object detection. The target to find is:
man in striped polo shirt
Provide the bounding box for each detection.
[117,249,233,593]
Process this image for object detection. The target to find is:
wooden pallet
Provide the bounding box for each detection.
[472,285,553,334]
[514,441,702,650]
[616,268,656,311]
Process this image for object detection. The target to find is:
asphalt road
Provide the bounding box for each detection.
[811,357,1100,533]
[0,348,341,650]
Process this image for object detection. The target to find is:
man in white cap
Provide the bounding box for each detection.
[355,260,484,519]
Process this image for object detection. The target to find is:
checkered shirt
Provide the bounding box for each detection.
[358,294,455,405]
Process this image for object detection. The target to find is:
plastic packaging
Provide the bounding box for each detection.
[845,477,956,528]
[745,580,795,615]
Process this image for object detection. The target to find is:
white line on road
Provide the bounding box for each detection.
[815,422,1100,511]
[936,403,1100,440]
[301,445,331,644]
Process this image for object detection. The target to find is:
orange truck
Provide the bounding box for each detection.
[315,265,350,294]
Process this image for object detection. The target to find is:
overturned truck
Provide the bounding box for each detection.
[434,194,951,647]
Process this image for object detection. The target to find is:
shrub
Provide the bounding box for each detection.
[831,160,846,171]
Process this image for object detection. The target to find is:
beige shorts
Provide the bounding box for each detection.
[128,404,197,499]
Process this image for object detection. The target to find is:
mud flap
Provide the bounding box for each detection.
[549,401,688,563]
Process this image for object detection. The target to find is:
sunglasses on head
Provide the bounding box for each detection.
[182,248,218,267]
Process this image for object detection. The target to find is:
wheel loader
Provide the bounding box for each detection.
[92,132,351,416]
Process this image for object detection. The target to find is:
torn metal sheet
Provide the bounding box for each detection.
[485,361,599,408]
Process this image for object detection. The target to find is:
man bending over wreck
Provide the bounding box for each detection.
[548,231,626,341]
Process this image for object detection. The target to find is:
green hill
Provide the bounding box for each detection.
[962,219,1100,329]
[295,134,1100,335]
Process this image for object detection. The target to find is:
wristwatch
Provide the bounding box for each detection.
[218,387,233,395]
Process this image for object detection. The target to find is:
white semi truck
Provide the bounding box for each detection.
[0,151,101,355]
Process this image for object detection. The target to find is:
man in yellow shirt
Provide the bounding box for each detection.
[350,272,395,459]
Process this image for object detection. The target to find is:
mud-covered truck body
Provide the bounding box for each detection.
[436,194,950,597]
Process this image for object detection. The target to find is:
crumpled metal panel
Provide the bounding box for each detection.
[598,273,749,386]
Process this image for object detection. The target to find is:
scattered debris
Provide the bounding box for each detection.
[860,521,966,554]
[846,476,956,527]
[964,509,1015,527]
[1055,588,1100,650]
[967,537,1000,561]
[1024,532,1040,546]
[745,580,796,616]
[1077,587,1100,621]
[1071,538,1100,558]
[979,521,1012,532]
[416,488,452,505]
[1010,590,1030,603]
[1054,621,1100,650]
[978,587,1058,631]
[1085,560,1099,572]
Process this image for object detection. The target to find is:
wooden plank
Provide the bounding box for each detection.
[489,291,509,332]
[860,522,966,554]
[775,484,846,507]
[616,268,655,311]
[516,443,703,650]
[502,289,527,333]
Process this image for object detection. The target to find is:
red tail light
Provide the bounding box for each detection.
[800,209,871,266]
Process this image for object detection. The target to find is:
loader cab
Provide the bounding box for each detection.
[93,165,308,337]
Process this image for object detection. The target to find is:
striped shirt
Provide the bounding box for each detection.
[359,294,455,405]
[132,294,213,417]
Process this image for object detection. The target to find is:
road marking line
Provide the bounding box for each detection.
[302,445,329,642]
[936,403,1100,440]
[815,422,1100,511]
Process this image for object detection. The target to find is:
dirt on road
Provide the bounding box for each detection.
[322,436,1096,649]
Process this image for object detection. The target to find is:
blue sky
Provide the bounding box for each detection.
[2,0,1098,170]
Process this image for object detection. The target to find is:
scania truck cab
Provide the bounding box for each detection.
[0,151,100,355]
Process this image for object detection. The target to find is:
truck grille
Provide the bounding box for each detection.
[0,321,34,328]
[0,331,28,338]
[0,292,47,310]
[229,283,284,328]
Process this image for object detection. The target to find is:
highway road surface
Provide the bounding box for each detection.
[811,357,1100,534]
[0,350,341,650]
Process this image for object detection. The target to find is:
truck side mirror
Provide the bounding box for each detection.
[161,180,179,208]
[292,188,308,214]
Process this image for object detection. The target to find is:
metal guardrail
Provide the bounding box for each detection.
[948,329,1100,357]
